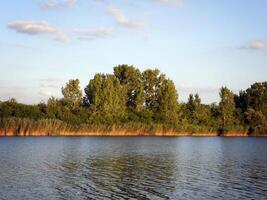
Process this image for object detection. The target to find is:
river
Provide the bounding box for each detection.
[0,137,266,199]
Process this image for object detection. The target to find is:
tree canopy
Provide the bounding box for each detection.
[0,65,266,135]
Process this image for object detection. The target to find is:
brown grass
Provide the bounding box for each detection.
[1,117,265,137]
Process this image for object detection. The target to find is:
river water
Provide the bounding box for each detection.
[0,137,266,199]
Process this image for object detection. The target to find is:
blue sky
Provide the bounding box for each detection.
[0,0,267,104]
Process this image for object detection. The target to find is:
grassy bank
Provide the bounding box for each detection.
[0,117,256,137]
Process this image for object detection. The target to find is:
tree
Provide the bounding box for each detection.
[1,65,265,135]
[84,74,126,123]
[187,94,195,115]
[113,65,144,111]
[234,82,267,134]
[186,94,201,117]
[61,79,83,111]
[157,79,179,125]
[244,82,267,116]
[142,69,166,112]
[219,87,236,131]
[0,98,43,120]
[186,94,212,128]
[46,97,62,119]
[245,108,267,135]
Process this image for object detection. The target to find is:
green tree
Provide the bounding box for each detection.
[46,97,62,119]
[235,82,267,134]
[244,82,267,116]
[186,94,201,117]
[1,66,265,135]
[245,108,267,135]
[84,74,126,123]
[0,98,43,120]
[186,94,212,129]
[113,65,144,111]
[187,94,195,115]
[61,79,83,111]
[157,79,179,125]
[219,87,236,131]
[142,69,166,112]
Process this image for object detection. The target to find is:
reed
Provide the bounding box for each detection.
[0,117,224,136]
[0,118,72,136]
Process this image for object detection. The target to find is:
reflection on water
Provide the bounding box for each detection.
[0,137,266,199]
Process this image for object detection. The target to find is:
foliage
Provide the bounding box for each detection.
[84,73,127,124]
[219,87,238,131]
[157,79,179,125]
[113,65,144,111]
[0,66,266,135]
[61,79,83,111]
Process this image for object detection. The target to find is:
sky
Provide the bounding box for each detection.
[0,0,267,104]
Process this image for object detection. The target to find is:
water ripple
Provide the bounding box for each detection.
[0,137,266,199]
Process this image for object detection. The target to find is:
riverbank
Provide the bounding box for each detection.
[0,130,265,137]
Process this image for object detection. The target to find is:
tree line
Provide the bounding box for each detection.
[0,65,267,135]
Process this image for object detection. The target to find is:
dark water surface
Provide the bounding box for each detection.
[0,137,266,200]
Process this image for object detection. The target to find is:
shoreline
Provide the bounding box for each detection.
[1,131,266,137]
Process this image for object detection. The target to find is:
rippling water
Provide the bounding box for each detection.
[0,137,266,199]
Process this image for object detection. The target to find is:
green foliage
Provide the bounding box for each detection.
[142,69,166,112]
[234,82,267,135]
[0,98,43,119]
[181,94,216,132]
[46,97,61,119]
[242,82,267,116]
[157,79,179,125]
[84,74,127,124]
[61,79,83,111]
[186,94,201,122]
[0,66,266,135]
[218,87,239,131]
[114,65,145,111]
[245,108,267,135]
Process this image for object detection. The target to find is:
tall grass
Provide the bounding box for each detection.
[0,117,247,136]
[0,118,72,136]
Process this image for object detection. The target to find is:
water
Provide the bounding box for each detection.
[0,137,266,200]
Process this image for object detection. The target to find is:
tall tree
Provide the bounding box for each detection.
[187,94,201,116]
[61,79,83,111]
[236,82,267,134]
[186,94,211,126]
[84,74,126,123]
[245,108,267,134]
[157,79,179,125]
[187,94,195,115]
[219,87,236,131]
[244,82,267,116]
[142,69,166,112]
[113,65,144,111]
[46,97,62,119]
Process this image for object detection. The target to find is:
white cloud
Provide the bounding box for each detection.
[107,4,146,29]
[240,41,267,50]
[41,0,76,9]
[7,20,69,43]
[73,27,113,40]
